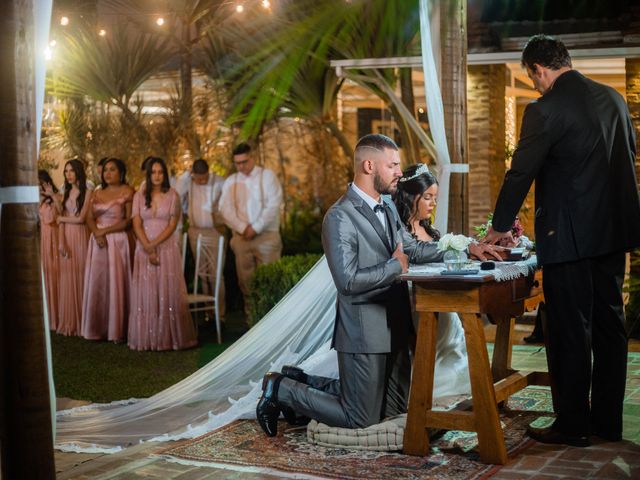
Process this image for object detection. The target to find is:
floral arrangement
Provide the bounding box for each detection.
[437,233,471,253]
[474,213,524,240]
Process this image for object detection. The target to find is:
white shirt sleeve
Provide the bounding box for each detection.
[219,175,249,234]
[252,169,283,234]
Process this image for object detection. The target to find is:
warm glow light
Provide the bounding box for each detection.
[235,4,244,13]
[44,46,53,61]
[98,29,107,36]
[418,107,425,114]
[156,17,165,26]
[60,16,69,26]
[261,0,271,8]
[49,39,57,47]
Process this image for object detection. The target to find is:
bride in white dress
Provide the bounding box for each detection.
[54,165,471,453]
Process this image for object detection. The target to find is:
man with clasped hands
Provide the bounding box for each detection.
[255,134,500,437]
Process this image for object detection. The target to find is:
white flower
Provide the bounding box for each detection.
[450,234,470,251]
[438,233,470,252]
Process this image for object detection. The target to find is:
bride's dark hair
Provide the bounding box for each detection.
[393,164,440,240]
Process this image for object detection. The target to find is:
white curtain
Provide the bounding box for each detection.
[420,0,452,234]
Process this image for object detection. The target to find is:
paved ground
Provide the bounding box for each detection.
[55,319,640,479]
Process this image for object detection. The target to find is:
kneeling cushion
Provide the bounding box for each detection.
[306,414,406,451]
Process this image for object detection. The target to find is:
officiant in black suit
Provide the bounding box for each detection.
[484,35,640,447]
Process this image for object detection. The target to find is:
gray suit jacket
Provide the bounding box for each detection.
[322,186,443,354]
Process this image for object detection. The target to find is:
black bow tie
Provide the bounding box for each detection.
[373,204,385,213]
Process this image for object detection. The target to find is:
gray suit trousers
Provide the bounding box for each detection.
[277,347,411,429]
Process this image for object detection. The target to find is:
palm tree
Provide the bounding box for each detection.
[217,0,438,167]
[0,0,55,477]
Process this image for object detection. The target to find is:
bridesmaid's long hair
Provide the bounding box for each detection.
[144,157,170,208]
[100,158,128,189]
[62,159,87,215]
[393,164,441,240]
[38,170,58,205]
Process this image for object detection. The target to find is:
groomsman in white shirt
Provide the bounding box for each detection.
[177,158,227,318]
[219,143,283,316]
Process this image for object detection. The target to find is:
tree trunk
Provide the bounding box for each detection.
[0,0,56,478]
[399,68,422,165]
[440,0,468,234]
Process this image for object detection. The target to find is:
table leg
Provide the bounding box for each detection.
[460,313,508,465]
[403,311,438,456]
[492,315,515,382]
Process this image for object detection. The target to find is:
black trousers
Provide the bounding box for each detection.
[543,251,627,437]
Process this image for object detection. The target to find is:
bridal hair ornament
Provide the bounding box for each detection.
[399,163,430,182]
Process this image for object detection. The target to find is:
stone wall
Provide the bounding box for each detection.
[467,64,507,235]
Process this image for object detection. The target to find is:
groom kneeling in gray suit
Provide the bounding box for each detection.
[256,134,489,437]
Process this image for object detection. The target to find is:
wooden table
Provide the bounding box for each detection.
[402,269,547,464]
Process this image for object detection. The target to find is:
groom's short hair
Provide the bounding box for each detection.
[354,134,398,165]
[521,34,572,72]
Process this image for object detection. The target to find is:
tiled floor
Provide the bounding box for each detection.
[55,323,640,479]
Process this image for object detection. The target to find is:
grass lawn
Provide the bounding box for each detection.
[51,313,246,403]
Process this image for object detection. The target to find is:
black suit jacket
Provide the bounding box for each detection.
[493,70,640,265]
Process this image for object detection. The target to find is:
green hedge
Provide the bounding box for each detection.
[248,253,323,326]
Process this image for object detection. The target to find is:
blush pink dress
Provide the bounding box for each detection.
[128,188,197,351]
[57,189,90,336]
[39,200,60,331]
[81,192,132,342]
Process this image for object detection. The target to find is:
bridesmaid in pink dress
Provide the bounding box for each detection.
[128,157,197,351]
[57,159,92,336]
[39,170,61,331]
[82,158,134,342]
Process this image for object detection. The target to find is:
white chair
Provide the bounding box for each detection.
[187,233,225,344]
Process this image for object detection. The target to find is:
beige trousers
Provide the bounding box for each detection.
[188,227,226,318]
[230,230,282,312]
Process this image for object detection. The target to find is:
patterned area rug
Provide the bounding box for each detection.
[158,386,553,479]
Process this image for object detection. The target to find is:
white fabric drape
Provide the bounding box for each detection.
[35,0,57,437]
[419,0,452,235]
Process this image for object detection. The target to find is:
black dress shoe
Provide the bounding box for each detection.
[523,332,544,344]
[281,365,308,384]
[526,426,590,447]
[256,372,283,437]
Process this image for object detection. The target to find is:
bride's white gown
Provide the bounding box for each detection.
[55,256,470,452]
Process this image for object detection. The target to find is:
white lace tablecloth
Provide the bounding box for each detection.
[407,255,538,282]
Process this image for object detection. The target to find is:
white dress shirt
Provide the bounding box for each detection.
[219,166,283,235]
[175,173,225,229]
[351,182,386,231]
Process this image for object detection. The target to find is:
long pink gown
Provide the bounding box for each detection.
[128,188,197,351]
[40,200,60,331]
[57,189,90,336]
[81,193,132,342]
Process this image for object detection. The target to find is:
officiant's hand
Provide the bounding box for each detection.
[482,226,515,247]
[392,242,409,273]
[469,242,504,261]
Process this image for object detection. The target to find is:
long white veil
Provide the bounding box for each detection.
[55,256,470,452]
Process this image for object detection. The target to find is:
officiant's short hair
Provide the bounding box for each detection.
[354,134,398,164]
[521,34,572,72]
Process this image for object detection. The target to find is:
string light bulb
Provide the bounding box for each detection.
[98,29,107,36]
[49,39,57,47]
[235,4,244,13]
[60,16,69,26]
[156,17,165,26]
[261,0,271,8]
